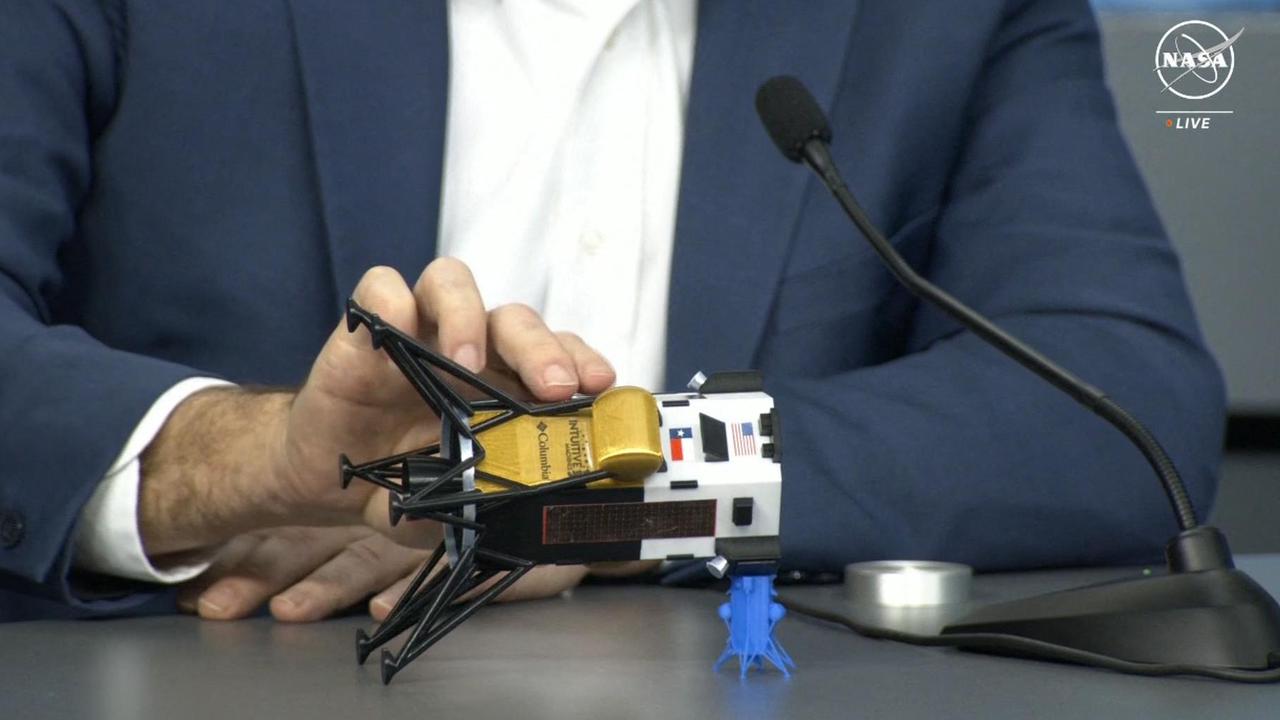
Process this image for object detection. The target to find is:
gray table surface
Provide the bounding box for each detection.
[3,556,1280,720]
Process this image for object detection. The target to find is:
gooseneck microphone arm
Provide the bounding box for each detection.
[755,75,1197,533]
[799,140,1197,532]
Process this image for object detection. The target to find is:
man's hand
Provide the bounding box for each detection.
[176,526,427,620]
[138,258,616,560]
[177,525,592,621]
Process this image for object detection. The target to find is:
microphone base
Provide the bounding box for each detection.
[941,558,1280,669]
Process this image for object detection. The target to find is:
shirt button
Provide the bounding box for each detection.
[580,229,605,255]
[0,510,24,549]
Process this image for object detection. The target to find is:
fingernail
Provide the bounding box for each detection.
[275,590,310,613]
[199,587,237,616]
[453,343,482,373]
[542,364,576,388]
[371,593,395,615]
[585,360,615,380]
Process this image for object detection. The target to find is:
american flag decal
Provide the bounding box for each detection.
[732,421,757,456]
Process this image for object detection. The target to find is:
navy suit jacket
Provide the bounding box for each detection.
[0,0,1225,618]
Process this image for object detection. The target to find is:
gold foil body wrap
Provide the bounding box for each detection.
[589,387,663,484]
[471,387,661,492]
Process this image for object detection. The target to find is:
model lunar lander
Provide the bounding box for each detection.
[340,299,792,683]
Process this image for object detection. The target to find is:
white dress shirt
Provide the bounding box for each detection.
[439,0,695,391]
[72,0,697,582]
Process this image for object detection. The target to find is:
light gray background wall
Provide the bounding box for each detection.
[1096,13,1278,551]
[1098,13,1279,413]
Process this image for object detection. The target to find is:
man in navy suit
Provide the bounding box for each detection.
[0,0,1224,622]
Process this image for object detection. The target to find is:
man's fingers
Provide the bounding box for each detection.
[587,559,661,578]
[368,563,590,622]
[489,303,579,400]
[451,564,589,605]
[414,258,487,373]
[378,564,588,613]
[190,527,371,620]
[176,533,264,613]
[369,573,414,622]
[329,263,611,406]
[554,331,615,395]
[269,534,430,622]
[346,266,420,352]
[493,564,590,603]
[309,266,419,406]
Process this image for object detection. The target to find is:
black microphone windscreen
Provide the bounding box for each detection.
[755,76,832,163]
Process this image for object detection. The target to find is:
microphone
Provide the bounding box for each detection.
[755,76,831,162]
[756,75,1280,677]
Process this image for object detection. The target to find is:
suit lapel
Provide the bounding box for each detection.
[664,0,860,389]
[287,0,449,310]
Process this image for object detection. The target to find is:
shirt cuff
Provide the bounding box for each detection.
[72,377,235,583]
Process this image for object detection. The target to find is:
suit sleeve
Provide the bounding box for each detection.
[773,0,1226,571]
[0,1,208,608]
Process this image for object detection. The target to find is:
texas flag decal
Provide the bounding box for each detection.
[669,427,692,461]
